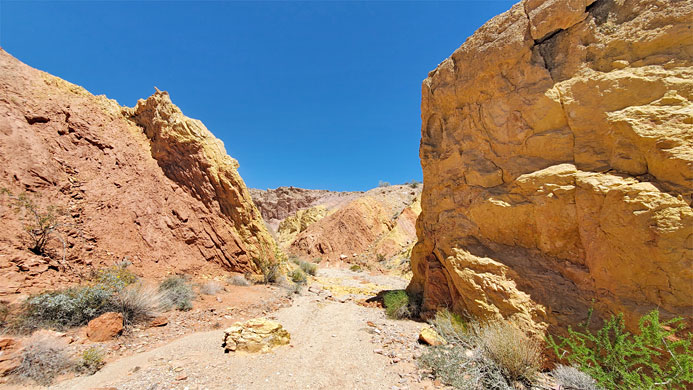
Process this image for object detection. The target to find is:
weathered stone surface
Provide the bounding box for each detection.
[418,326,446,346]
[0,49,277,293]
[222,318,290,353]
[149,315,169,327]
[277,205,328,247]
[87,312,123,342]
[0,337,22,376]
[408,0,693,336]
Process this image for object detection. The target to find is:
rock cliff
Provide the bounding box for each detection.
[408,0,692,335]
[0,50,276,295]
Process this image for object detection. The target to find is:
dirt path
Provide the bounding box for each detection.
[50,269,435,390]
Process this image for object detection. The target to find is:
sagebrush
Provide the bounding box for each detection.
[13,335,73,385]
[159,275,195,311]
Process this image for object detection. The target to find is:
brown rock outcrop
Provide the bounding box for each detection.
[289,185,421,263]
[0,49,276,294]
[86,312,123,342]
[408,0,692,336]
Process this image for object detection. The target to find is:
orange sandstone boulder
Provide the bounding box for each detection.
[408,0,693,336]
[86,312,123,342]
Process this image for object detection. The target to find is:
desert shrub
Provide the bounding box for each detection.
[112,283,161,325]
[551,365,602,390]
[420,344,511,390]
[378,180,390,187]
[314,257,322,264]
[383,290,420,319]
[159,276,194,311]
[289,268,307,284]
[226,275,250,286]
[408,179,421,188]
[4,191,67,258]
[420,311,541,389]
[13,335,73,385]
[430,309,467,343]
[548,309,693,390]
[477,321,542,382]
[92,261,137,291]
[75,346,105,375]
[349,264,362,272]
[17,284,114,331]
[252,257,279,284]
[199,281,223,295]
[376,253,386,262]
[0,301,9,327]
[299,260,317,276]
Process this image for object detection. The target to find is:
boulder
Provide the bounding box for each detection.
[149,315,169,327]
[87,312,124,342]
[223,318,290,353]
[418,326,446,346]
[408,0,693,336]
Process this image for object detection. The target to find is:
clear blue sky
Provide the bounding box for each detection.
[1,1,513,191]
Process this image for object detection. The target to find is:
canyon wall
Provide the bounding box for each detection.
[408,0,692,335]
[0,50,276,294]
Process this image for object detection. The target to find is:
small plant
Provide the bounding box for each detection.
[159,276,195,311]
[376,253,386,262]
[13,334,73,385]
[299,260,317,276]
[226,274,250,286]
[113,283,162,325]
[4,191,67,258]
[378,180,391,187]
[252,257,279,284]
[408,179,421,188]
[199,281,223,295]
[289,268,307,284]
[430,309,467,343]
[383,290,420,319]
[349,264,362,272]
[92,261,138,291]
[75,346,105,375]
[0,301,9,327]
[548,309,693,390]
[551,365,602,390]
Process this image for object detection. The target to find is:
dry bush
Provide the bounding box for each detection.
[113,283,162,325]
[476,321,542,382]
[551,365,602,390]
[199,281,223,295]
[420,312,542,389]
[75,346,105,375]
[159,276,195,311]
[226,275,250,287]
[13,334,73,385]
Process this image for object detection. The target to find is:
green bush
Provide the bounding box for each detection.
[289,268,307,284]
[349,264,362,272]
[159,276,194,311]
[383,290,419,319]
[548,309,693,390]
[17,284,115,331]
[92,261,137,291]
[75,346,105,375]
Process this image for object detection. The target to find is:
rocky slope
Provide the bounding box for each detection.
[249,186,361,232]
[287,185,421,266]
[0,50,277,296]
[408,0,692,336]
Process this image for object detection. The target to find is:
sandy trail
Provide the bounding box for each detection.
[50,269,431,390]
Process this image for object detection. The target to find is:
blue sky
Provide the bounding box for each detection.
[1,1,513,191]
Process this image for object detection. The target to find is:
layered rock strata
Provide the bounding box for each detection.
[0,50,276,294]
[408,0,692,335]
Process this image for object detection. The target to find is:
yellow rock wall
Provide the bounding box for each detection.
[408,0,692,335]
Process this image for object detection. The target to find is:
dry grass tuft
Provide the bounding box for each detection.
[13,334,73,385]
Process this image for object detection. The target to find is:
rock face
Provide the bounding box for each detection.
[0,50,276,295]
[408,0,692,336]
[276,205,328,247]
[289,185,421,264]
[249,186,361,232]
[222,318,290,353]
[86,312,123,342]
